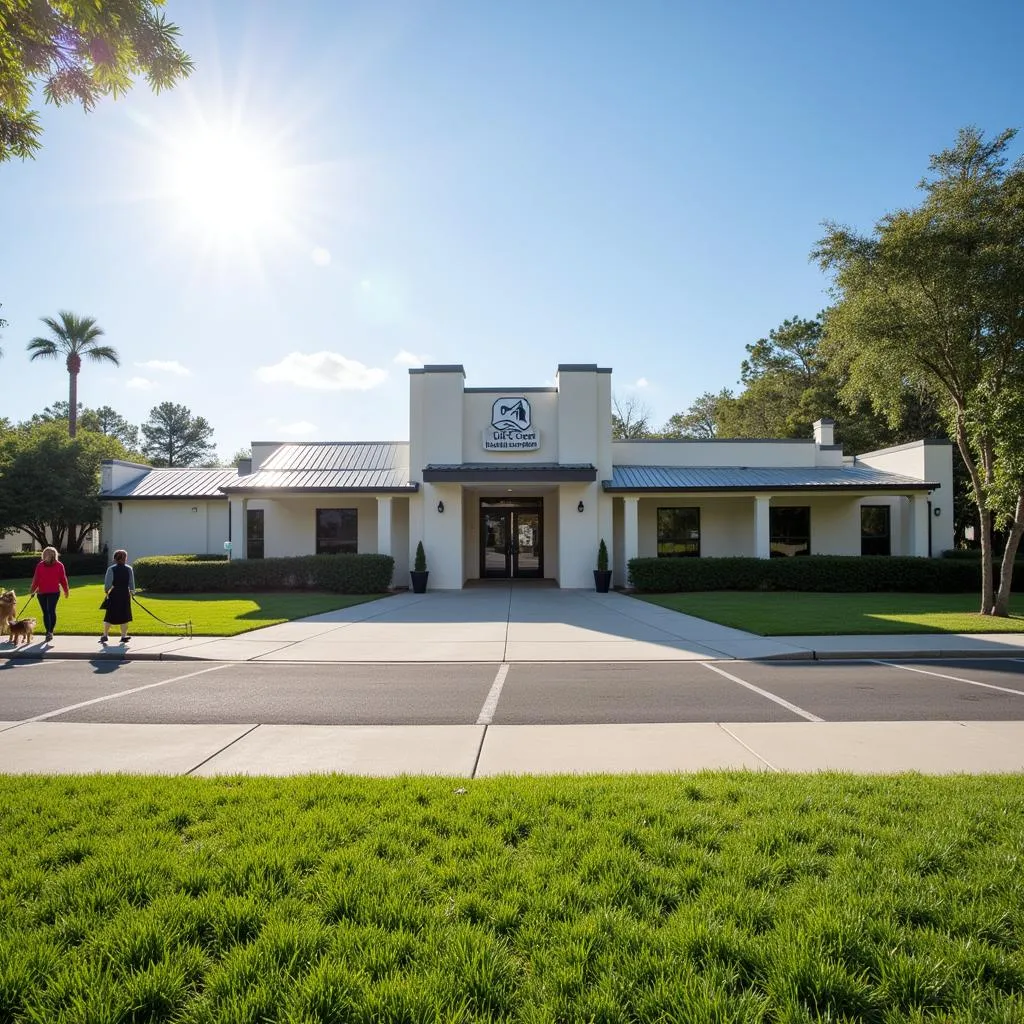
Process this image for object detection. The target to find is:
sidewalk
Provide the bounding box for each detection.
[4,588,1024,663]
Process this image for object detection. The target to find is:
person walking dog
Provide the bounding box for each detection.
[100,549,136,644]
[29,547,70,642]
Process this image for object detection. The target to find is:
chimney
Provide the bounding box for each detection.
[813,418,835,446]
[237,458,252,476]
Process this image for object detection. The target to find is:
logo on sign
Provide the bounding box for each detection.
[484,397,540,451]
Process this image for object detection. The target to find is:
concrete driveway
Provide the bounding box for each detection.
[108,586,804,663]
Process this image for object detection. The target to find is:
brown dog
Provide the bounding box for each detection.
[0,590,16,637]
[6,617,37,645]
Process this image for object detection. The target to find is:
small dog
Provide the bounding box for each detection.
[6,617,37,645]
[0,590,16,637]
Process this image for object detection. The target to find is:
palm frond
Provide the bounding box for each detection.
[27,337,59,360]
[84,345,120,365]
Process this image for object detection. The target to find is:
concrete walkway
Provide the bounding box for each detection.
[5,588,1024,663]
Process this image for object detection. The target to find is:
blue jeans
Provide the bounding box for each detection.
[37,592,60,634]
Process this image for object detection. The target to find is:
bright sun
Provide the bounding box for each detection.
[163,128,293,242]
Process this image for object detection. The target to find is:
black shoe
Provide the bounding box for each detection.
[99,637,108,644]
[121,635,131,642]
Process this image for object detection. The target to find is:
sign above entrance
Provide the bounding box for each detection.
[483,396,540,451]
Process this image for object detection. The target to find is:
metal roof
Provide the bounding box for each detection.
[223,442,416,493]
[423,463,597,483]
[603,465,940,492]
[101,468,237,499]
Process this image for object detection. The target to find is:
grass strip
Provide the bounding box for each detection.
[0,773,1022,1022]
[0,577,386,636]
[634,591,1024,635]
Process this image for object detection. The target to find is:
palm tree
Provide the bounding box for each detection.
[27,312,119,436]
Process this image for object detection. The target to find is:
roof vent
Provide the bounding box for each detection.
[813,418,835,446]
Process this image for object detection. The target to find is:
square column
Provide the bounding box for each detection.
[754,495,772,559]
[623,496,640,574]
[910,493,930,557]
[376,496,393,557]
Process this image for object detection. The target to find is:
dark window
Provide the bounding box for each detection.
[316,508,358,555]
[770,506,810,557]
[861,505,891,556]
[657,507,700,557]
[246,509,265,560]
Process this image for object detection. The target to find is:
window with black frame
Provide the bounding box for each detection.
[861,505,891,556]
[770,506,810,557]
[316,508,358,554]
[657,507,700,557]
[246,508,265,559]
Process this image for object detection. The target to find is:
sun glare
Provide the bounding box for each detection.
[163,128,293,242]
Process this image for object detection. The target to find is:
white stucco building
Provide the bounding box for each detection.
[99,363,954,588]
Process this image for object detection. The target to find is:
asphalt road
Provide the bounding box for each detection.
[2,657,1024,727]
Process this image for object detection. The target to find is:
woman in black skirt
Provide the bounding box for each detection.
[100,549,136,644]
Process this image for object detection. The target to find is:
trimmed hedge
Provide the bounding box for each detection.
[149,553,229,562]
[0,551,106,580]
[133,553,395,593]
[627,555,1005,593]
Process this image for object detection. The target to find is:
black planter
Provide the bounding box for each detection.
[593,569,612,593]
[410,570,429,594]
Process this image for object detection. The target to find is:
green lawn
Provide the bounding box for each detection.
[2,576,386,637]
[635,591,1024,636]
[1,774,1022,1022]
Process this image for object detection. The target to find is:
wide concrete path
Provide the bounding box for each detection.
[6,587,1024,663]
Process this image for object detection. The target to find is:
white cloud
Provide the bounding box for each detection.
[136,360,190,376]
[126,376,154,390]
[311,246,331,266]
[393,349,428,367]
[634,377,649,389]
[256,351,388,391]
[279,420,318,436]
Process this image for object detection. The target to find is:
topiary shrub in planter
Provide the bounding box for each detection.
[410,541,429,593]
[594,538,612,593]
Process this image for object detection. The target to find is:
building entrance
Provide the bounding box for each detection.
[480,498,544,579]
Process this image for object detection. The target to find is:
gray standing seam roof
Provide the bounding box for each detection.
[101,468,237,499]
[222,442,416,493]
[603,465,939,492]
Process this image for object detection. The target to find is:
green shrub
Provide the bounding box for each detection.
[413,541,427,573]
[597,539,609,571]
[134,554,395,593]
[148,552,228,562]
[0,551,106,580]
[627,555,988,593]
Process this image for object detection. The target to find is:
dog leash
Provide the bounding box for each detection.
[130,594,193,638]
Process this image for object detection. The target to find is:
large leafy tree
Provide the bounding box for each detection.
[662,389,734,439]
[816,126,1024,616]
[0,0,193,162]
[0,421,131,551]
[141,401,215,466]
[27,312,120,437]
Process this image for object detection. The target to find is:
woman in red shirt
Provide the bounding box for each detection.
[29,547,71,642]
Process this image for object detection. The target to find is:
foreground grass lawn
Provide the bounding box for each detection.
[635,591,1024,636]
[1,774,1023,1023]
[1,576,386,636]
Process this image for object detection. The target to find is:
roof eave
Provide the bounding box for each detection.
[602,482,941,493]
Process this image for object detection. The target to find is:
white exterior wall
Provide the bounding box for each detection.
[613,439,820,468]
[242,497,381,559]
[111,500,228,559]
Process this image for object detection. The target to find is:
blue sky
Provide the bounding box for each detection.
[2,0,1022,460]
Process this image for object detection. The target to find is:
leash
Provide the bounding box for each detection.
[130,594,193,638]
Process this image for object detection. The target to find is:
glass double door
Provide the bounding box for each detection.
[480,505,543,579]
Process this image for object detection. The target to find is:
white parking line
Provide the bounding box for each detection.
[0,664,237,731]
[477,664,510,725]
[874,660,1024,697]
[700,662,824,722]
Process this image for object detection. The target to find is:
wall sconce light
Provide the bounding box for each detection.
[437,500,445,514]
[191,506,198,513]
[577,500,585,513]
[933,506,942,517]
